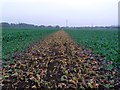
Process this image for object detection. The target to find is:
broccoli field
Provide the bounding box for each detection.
[65,28,119,68]
[1,27,120,89]
[2,28,58,62]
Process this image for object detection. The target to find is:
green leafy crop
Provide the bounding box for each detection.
[65,28,119,67]
[2,28,57,62]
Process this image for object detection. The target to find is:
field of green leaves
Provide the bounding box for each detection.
[65,28,119,68]
[2,28,57,62]
[2,27,119,68]
[2,27,120,89]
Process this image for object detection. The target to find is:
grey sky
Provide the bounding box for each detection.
[1,0,119,27]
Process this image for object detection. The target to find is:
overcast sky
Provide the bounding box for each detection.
[1,0,119,27]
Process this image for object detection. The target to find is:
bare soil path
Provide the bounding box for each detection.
[2,30,119,89]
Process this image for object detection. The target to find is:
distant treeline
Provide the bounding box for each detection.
[1,22,60,29]
[1,22,118,29]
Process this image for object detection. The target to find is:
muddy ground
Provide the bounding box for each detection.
[1,30,119,90]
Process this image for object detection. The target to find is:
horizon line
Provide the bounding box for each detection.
[1,22,118,27]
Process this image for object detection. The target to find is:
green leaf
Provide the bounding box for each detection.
[107,64,113,70]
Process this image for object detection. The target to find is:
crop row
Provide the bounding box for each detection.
[65,28,119,68]
[2,28,57,62]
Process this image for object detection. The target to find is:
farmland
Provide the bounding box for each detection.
[1,26,120,89]
[2,28,58,62]
[65,28,119,67]
[2,30,119,89]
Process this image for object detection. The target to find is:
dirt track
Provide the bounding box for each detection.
[2,30,119,89]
